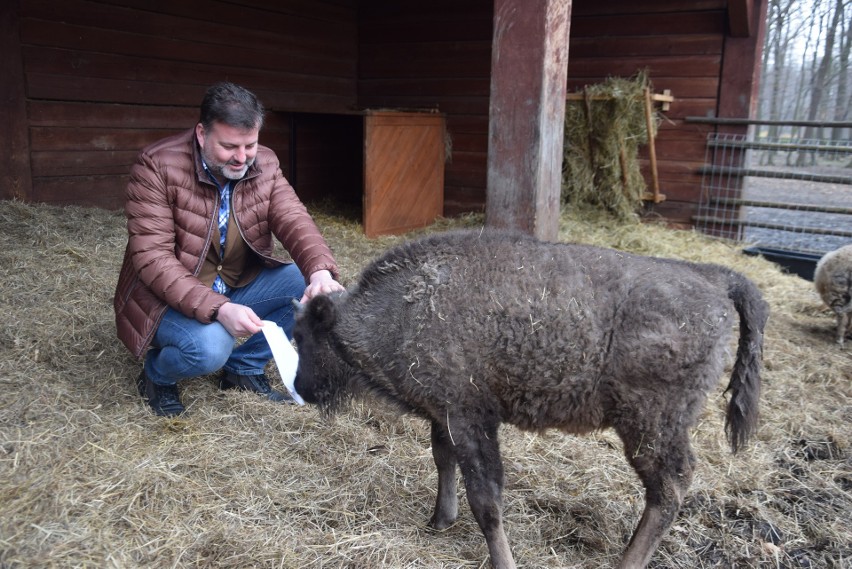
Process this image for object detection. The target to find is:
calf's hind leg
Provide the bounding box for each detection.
[450,418,516,569]
[615,422,696,569]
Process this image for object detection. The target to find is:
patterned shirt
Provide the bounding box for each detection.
[203,161,232,294]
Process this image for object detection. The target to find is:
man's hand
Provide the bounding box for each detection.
[215,301,264,338]
[300,270,345,303]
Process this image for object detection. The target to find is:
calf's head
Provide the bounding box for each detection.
[292,294,354,415]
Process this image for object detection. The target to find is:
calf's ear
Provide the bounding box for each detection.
[306,294,338,330]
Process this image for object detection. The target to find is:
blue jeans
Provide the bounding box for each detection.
[144,263,304,386]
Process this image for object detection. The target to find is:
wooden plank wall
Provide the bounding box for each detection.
[357,0,495,216]
[570,0,734,226]
[6,0,762,228]
[10,0,358,208]
[1,1,32,203]
[360,0,760,227]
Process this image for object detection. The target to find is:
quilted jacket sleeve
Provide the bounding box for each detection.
[125,151,228,322]
[265,163,340,281]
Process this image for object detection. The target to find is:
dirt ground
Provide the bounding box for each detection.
[0,200,850,568]
[742,170,851,255]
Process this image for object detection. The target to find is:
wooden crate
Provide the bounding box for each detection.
[363,111,445,237]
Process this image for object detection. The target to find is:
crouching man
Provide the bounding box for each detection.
[114,82,345,416]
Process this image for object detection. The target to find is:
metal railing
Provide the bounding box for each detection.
[691,118,852,258]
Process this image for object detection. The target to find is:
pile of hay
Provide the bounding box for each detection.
[1,200,849,568]
[562,71,657,221]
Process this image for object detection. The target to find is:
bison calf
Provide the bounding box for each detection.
[293,229,768,569]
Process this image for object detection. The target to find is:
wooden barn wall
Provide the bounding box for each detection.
[358,0,762,227]
[4,0,763,229]
[356,0,495,217]
[6,0,358,209]
[570,0,742,226]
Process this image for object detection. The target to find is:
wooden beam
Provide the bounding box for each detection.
[727,0,753,38]
[486,0,572,241]
[0,0,32,201]
[718,0,767,124]
[642,87,665,203]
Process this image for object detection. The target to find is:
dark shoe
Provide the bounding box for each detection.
[218,372,293,403]
[136,370,185,417]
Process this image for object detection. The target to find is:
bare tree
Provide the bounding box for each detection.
[831,3,850,149]
[798,0,844,165]
[759,0,807,165]
[758,0,851,147]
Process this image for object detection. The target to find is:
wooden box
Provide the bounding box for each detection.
[362,111,445,237]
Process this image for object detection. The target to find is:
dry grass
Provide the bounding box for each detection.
[562,71,655,220]
[0,199,849,568]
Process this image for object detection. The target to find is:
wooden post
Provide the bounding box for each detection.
[719,0,767,126]
[1,0,32,201]
[714,0,767,237]
[643,86,662,203]
[486,0,572,241]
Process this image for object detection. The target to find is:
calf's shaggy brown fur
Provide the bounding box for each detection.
[293,229,769,569]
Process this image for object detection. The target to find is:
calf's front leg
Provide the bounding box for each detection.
[428,420,459,529]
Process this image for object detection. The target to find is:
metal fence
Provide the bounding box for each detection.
[693,121,852,260]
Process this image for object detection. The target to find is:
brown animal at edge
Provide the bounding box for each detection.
[814,244,852,347]
[292,229,769,569]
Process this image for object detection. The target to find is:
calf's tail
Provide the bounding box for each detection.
[724,272,769,453]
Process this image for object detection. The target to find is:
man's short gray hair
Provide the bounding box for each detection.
[199,82,265,131]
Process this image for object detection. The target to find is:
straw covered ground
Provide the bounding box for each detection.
[0,199,849,568]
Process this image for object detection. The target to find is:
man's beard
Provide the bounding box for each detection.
[202,149,254,181]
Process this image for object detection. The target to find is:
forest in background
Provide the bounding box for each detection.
[758,0,851,143]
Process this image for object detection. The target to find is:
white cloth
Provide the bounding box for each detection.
[261,320,305,405]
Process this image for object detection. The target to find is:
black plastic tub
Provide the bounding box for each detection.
[743,246,822,281]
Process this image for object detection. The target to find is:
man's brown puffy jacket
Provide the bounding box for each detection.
[114,129,339,359]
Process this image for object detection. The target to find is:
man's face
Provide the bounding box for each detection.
[196,121,260,182]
